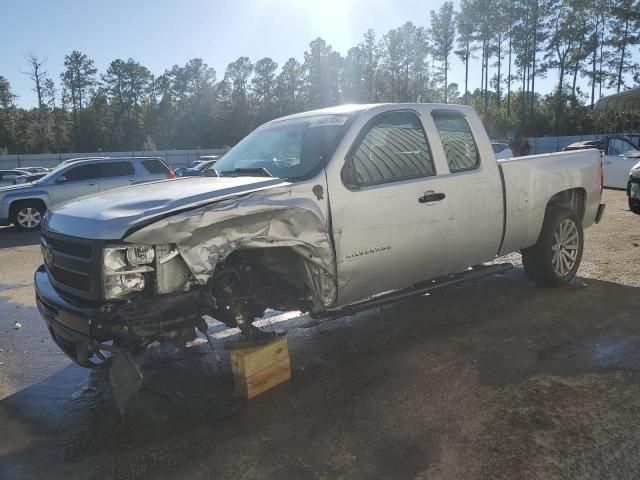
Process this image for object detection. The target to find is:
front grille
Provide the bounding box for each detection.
[45,236,92,259]
[48,265,91,292]
[41,230,104,301]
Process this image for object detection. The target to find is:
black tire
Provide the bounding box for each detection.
[629,197,640,215]
[11,201,46,231]
[521,208,584,287]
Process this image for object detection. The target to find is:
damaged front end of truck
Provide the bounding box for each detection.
[36,184,337,368]
[36,109,356,373]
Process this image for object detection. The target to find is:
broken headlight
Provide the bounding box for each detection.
[103,245,155,300]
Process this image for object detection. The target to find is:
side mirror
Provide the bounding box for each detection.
[55,175,68,184]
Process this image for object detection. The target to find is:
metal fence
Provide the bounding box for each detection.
[0,149,227,170]
[527,133,640,154]
[2,133,639,169]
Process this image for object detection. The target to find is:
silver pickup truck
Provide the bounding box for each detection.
[35,103,605,366]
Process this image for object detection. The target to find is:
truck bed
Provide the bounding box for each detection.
[497,149,602,256]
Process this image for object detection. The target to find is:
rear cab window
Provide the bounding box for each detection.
[432,110,480,173]
[344,110,435,187]
[142,159,170,174]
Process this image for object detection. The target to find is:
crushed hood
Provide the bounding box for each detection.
[45,176,288,239]
[125,182,338,311]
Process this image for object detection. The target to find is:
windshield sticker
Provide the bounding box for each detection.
[308,116,349,128]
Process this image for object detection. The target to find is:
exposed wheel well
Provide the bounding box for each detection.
[9,199,47,219]
[545,188,585,221]
[205,247,327,325]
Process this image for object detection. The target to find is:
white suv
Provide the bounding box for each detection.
[0,157,175,230]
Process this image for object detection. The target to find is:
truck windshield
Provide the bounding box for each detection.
[214,115,351,180]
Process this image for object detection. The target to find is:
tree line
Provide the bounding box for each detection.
[1,0,639,155]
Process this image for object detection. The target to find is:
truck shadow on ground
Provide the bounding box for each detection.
[2,269,640,480]
[0,227,41,248]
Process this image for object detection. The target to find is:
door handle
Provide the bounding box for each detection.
[603,160,612,165]
[129,177,137,182]
[419,191,446,203]
[88,182,97,186]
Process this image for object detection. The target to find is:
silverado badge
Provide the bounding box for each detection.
[345,245,391,259]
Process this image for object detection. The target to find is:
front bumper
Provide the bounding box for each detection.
[0,217,9,226]
[35,265,204,367]
[35,265,102,367]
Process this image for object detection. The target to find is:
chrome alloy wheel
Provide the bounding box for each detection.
[551,218,579,276]
[16,207,42,229]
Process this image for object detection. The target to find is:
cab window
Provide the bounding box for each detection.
[432,110,480,173]
[345,111,435,187]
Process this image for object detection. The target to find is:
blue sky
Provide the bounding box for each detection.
[1,0,636,107]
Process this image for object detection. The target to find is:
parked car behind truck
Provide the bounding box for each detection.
[0,157,175,230]
[0,170,29,186]
[628,160,640,214]
[35,103,605,367]
[175,157,219,177]
[563,135,640,189]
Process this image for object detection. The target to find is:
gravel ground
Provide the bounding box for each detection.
[0,189,639,480]
[497,189,640,287]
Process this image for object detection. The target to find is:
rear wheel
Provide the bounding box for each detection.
[11,201,45,231]
[521,208,584,287]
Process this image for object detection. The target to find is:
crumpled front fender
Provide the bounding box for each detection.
[124,185,337,311]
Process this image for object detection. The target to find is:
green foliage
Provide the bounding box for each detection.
[430,1,457,102]
[0,1,639,155]
[143,134,156,151]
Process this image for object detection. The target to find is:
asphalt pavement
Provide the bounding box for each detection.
[1,190,639,480]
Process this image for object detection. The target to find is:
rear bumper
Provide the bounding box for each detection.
[595,203,606,224]
[0,218,9,226]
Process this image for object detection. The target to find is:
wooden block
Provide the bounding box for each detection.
[229,336,289,378]
[234,357,291,399]
[228,337,291,399]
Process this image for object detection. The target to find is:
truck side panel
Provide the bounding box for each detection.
[497,149,601,256]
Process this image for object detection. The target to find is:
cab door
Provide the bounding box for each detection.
[427,109,504,272]
[331,110,454,306]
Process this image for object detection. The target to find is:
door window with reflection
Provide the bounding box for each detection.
[64,164,101,182]
[607,138,638,156]
[432,111,480,172]
[347,111,435,187]
[101,162,135,178]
